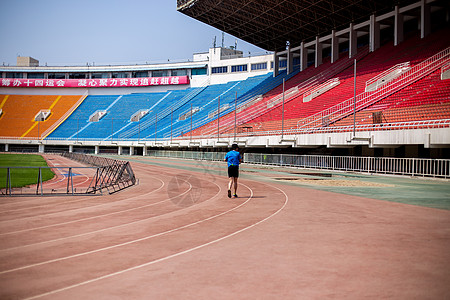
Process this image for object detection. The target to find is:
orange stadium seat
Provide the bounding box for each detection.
[0,95,82,138]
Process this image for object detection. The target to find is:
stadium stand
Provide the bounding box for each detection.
[0,95,82,138]
[36,26,450,141]
[206,27,450,135]
[188,47,367,136]
[46,73,276,141]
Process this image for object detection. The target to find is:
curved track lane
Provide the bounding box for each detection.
[0,159,288,300]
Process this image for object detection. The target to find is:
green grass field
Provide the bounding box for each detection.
[0,154,55,189]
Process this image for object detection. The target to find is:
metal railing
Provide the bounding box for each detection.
[245,153,450,178]
[1,153,137,196]
[147,150,226,161]
[303,77,340,102]
[146,150,449,179]
[62,152,136,194]
[178,118,450,140]
[1,165,96,196]
[365,61,410,91]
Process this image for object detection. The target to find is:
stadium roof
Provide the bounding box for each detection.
[177,0,420,52]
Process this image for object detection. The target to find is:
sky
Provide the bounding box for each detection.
[0,0,266,66]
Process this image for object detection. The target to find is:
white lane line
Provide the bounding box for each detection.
[0,159,150,210]
[0,170,110,214]
[0,172,170,222]
[0,179,227,274]
[0,178,195,252]
[39,158,91,188]
[0,178,166,236]
[0,195,88,212]
[23,183,288,300]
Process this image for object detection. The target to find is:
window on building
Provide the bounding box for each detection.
[211,66,228,74]
[251,62,267,71]
[91,73,109,79]
[192,68,207,76]
[27,73,45,79]
[69,73,87,79]
[171,69,187,76]
[132,71,149,78]
[48,73,66,79]
[5,72,23,78]
[112,72,130,78]
[152,70,168,77]
[231,64,247,73]
[279,60,287,68]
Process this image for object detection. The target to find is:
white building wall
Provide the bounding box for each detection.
[193,52,209,62]
[207,48,272,85]
[189,75,209,88]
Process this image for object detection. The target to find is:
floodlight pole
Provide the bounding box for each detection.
[190,103,193,141]
[281,78,285,139]
[353,59,356,137]
[234,91,237,141]
[111,118,113,142]
[217,96,220,140]
[170,107,173,143]
[37,120,40,141]
[138,118,141,142]
[155,112,158,143]
[7,167,11,196]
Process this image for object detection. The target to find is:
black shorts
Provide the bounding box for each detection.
[228,165,239,178]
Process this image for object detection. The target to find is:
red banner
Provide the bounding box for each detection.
[0,76,189,88]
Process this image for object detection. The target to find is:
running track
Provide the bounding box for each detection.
[0,155,449,299]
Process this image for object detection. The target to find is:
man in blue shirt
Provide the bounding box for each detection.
[224,143,242,198]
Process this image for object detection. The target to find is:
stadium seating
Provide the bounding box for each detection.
[332,69,450,126]
[45,73,274,141]
[171,73,282,138]
[145,73,276,140]
[5,29,447,142]
[234,27,450,133]
[186,49,368,137]
[0,95,82,138]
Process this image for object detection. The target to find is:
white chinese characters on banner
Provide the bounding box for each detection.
[0,76,189,88]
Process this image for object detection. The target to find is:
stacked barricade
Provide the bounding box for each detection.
[1,153,136,196]
[61,152,136,194]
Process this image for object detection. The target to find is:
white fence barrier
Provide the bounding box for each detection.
[147,150,450,179]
